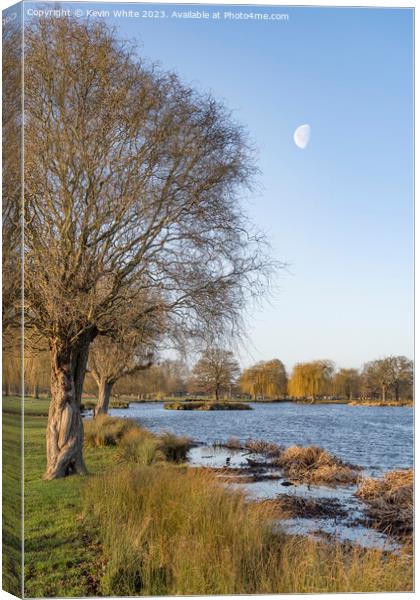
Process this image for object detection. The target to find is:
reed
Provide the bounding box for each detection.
[82,465,413,595]
[357,469,413,535]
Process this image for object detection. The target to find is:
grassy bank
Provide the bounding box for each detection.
[3,405,412,595]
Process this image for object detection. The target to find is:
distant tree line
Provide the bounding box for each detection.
[6,350,412,405]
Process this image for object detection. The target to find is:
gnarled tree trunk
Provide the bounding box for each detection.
[94,379,113,416]
[44,336,91,480]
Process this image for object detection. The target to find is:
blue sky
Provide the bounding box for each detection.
[25,3,414,370]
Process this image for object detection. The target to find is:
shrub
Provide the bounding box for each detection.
[357,469,413,535]
[82,466,413,595]
[84,415,138,447]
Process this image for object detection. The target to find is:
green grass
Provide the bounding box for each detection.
[1,398,414,596]
[23,413,111,597]
[2,410,22,596]
[3,396,51,416]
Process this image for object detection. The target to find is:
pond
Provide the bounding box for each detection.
[110,401,413,551]
[111,401,413,472]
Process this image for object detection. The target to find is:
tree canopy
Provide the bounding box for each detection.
[22,16,271,478]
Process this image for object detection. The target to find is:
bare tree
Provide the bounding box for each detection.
[362,356,413,403]
[2,20,22,335]
[191,348,240,401]
[23,17,271,479]
[89,335,154,416]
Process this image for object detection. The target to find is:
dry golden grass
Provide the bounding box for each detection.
[115,428,165,466]
[274,445,359,485]
[357,469,413,536]
[84,415,138,447]
[245,438,283,457]
[159,431,192,462]
[84,416,191,465]
[82,465,413,595]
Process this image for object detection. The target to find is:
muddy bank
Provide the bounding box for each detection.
[187,441,412,551]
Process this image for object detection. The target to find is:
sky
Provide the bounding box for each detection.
[23,2,414,371]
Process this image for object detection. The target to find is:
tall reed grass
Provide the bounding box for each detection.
[83,465,413,595]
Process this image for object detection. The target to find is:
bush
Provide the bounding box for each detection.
[84,415,137,447]
[83,466,413,595]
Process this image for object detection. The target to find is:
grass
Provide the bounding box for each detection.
[245,438,283,457]
[2,411,22,596]
[84,415,192,464]
[84,414,138,447]
[2,401,413,596]
[349,400,413,407]
[83,465,413,595]
[164,400,252,410]
[273,445,360,485]
[22,412,113,597]
[115,428,166,466]
[158,431,192,462]
[357,469,413,536]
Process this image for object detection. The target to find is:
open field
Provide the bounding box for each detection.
[2,401,412,596]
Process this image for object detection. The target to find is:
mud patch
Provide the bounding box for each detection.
[260,495,347,520]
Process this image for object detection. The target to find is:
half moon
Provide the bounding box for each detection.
[294,124,311,149]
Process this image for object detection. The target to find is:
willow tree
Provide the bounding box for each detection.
[240,359,287,400]
[23,17,270,479]
[288,360,334,401]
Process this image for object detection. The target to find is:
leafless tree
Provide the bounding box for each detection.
[3,21,23,338]
[333,368,361,402]
[23,17,272,479]
[362,356,413,403]
[191,348,240,401]
[89,337,154,416]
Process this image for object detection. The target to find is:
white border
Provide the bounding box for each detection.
[0,2,416,600]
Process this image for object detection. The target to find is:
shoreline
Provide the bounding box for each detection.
[7,405,412,596]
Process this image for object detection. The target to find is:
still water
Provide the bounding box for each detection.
[111,401,413,472]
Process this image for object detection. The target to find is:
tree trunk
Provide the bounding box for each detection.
[381,385,387,403]
[395,382,400,403]
[215,385,220,402]
[44,337,91,480]
[33,384,39,399]
[95,379,113,416]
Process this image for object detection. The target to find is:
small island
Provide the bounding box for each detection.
[164,401,252,411]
